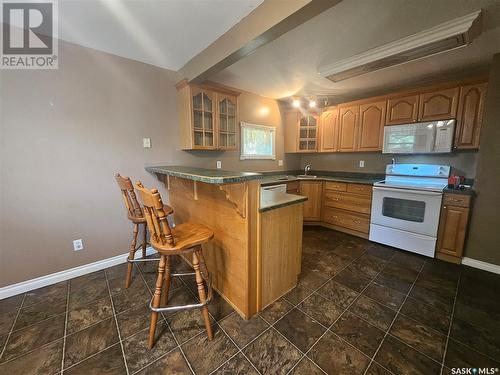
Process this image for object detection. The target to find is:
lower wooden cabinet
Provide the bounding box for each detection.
[436,193,471,264]
[299,181,323,221]
[286,181,300,194]
[323,207,370,234]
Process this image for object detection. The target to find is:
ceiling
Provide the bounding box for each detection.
[58,0,263,70]
[209,0,500,102]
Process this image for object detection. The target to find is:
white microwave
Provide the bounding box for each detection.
[382,120,455,154]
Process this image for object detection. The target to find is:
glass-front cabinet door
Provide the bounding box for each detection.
[191,88,215,149]
[217,94,237,150]
[298,114,318,152]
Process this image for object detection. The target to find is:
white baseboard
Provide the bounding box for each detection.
[462,257,500,275]
[0,247,156,300]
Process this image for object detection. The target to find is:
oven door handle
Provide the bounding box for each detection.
[373,186,443,196]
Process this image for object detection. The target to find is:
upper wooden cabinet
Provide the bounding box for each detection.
[386,94,419,125]
[283,76,488,153]
[217,94,238,150]
[319,108,339,152]
[298,114,319,152]
[358,100,386,151]
[284,111,319,153]
[418,87,459,122]
[455,82,487,149]
[338,105,359,152]
[177,82,239,151]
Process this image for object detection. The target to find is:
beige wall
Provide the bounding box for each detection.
[0,41,298,287]
[300,152,478,178]
[466,53,500,266]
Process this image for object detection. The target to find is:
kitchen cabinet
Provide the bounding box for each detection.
[338,105,359,152]
[358,100,386,151]
[455,82,487,149]
[217,94,238,150]
[386,94,419,125]
[319,108,339,152]
[436,193,471,264]
[286,181,300,194]
[177,82,239,150]
[299,180,323,221]
[418,87,459,122]
[298,114,319,152]
[284,111,318,153]
[322,182,372,238]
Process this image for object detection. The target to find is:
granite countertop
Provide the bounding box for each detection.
[259,174,382,186]
[260,190,307,212]
[145,165,263,184]
[443,186,475,196]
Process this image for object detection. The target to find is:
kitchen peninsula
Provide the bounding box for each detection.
[145,166,307,319]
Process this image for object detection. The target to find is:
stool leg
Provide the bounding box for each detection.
[141,223,147,258]
[161,256,171,307]
[197,247,209,280]
[148,255,166,349]
[193,251,213,340]
[125,223,139,289]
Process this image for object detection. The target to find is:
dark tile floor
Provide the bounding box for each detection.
[1,226,499,374]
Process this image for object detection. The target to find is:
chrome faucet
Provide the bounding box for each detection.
[304,164,312,176]
[391,158,396,165]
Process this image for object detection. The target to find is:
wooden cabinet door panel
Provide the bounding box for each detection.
[323,207,370,234]
[436,205,469,258]
[338,105,359,152]
[418,87,459,121]
[319,109,339,152]
[358,101,386,151]
[386,94,419,125]
[455,83,487,149]
[284,111,299,153]
[346,183,373,196]
[299,181,322,221]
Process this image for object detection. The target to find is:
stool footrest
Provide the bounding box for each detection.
[127,257,160,263]
[170,272,195,277]
[149,274,213,313]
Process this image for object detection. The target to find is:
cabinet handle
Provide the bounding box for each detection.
[444,206,447,209]
[353,220,361,224]
[449,198,461,202]
[332,198,339,201]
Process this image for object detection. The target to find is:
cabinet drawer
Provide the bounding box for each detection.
[347,183,372,196]
[324,181,347,192]
[324,191,371,214]
[443,193,471,208]
[323,207,370,234]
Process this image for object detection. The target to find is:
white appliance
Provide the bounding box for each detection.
[382,120,455,154]
[369,164,450,257]
[261,184,287,193]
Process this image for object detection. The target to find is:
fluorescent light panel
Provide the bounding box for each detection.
[319,10,482,82]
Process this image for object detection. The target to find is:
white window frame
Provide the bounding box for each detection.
[240,122,276,160]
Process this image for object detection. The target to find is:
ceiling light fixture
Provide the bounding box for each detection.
[309,99,317,108]
[318,10,482,82]
[292,99,301,108]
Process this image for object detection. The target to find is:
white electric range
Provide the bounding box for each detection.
[369,164,450,257]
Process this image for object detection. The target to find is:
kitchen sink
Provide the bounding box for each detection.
[297,175,318,179]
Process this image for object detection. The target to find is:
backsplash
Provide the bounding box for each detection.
[300,151,478,178]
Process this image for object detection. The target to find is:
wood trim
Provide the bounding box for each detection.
[436,252,461,264]
[219,183,247,218]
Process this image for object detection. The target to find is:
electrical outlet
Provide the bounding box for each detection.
[359,160,365,168]
[143,137,151,148]
[73,239,84,251]
[278,160,283,166]
[216,160,222,169]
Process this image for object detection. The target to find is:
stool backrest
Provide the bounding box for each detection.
[135,181,175,246]
[115,173,143,220]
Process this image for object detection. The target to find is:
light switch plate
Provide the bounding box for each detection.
[143,138,151,148]
[73,239,84,251]
[278,160,283,166]
[216,161,222,169]
[359,160,365,168]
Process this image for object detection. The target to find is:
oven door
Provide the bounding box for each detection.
[371,186,443,237]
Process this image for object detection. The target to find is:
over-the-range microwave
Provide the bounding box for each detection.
[382,119,455,154]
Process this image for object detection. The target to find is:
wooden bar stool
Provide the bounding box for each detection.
[135,181,214,349]
[115,173,173,288]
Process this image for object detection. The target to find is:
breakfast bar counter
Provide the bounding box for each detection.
[146,165,306,318]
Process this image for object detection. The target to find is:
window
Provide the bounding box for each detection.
[240,122,276,160]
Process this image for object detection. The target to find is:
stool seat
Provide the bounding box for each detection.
[152,222,214,254]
